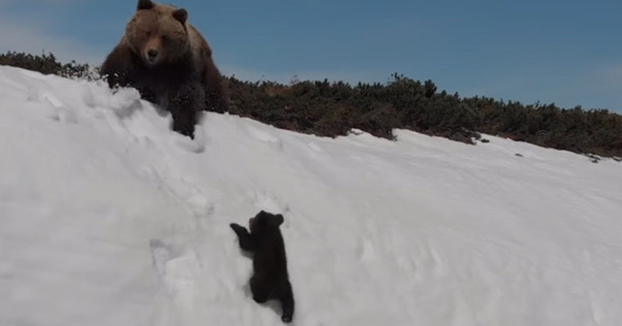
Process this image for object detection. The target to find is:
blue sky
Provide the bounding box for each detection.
[0,0,620,113]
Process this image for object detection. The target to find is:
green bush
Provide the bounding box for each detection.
[0,51,95,79]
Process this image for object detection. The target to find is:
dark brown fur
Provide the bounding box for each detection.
[230,211,295,323]
[100,0,228,138]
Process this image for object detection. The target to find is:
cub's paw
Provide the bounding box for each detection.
[230,223,245,232]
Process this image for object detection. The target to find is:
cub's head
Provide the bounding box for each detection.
[125,0,190,66]
[249,210,284,236]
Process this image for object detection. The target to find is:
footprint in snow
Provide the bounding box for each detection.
[150,239,182,278]
[358,239,378,262]
[174,122,209,154]
[308,141,324,153]
[50,107,78,124]
[149,239,201,307]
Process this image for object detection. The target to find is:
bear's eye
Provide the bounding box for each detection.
[144,30,152,37]
[161,35,169,42]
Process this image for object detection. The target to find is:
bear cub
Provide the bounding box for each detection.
[100,0,228,139]
[230,211,295,323]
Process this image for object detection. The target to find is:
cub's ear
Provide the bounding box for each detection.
[268,214,284,228]
[173,8,188,24]
[137,0,155,10]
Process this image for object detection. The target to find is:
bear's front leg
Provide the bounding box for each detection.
[230,223,256,252]
[168,83,205,138]
[100,45,133,90]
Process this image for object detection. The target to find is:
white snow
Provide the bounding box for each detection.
[1,64,622,326]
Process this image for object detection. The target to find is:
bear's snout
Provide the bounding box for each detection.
[142,37,162,65]
[147,49,159,62]
[142,47,160,64]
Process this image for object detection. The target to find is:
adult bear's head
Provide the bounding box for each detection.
[124,0,191,66]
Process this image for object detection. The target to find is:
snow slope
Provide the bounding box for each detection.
[1,64,621,326]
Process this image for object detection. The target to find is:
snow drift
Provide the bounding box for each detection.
[1,65,621,326]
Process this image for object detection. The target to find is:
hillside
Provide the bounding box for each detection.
[2,51,622,159]
[1,65,622,325]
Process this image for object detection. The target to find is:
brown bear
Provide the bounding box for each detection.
[100,0,228,138]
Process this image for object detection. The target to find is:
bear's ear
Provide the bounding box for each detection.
[137,0,154,10]
[267,214,284,228]
[173,8,188,24]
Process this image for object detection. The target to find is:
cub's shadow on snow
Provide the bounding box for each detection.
[237,251,285,319]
